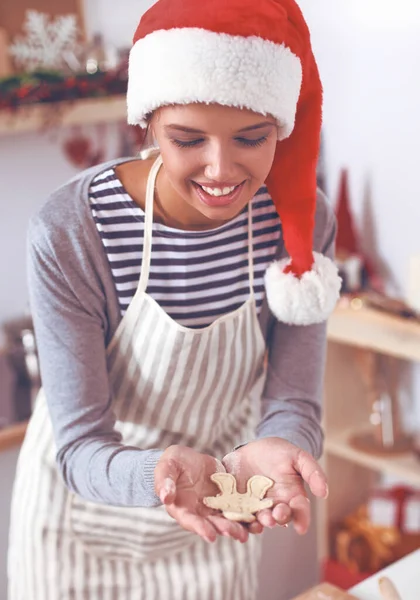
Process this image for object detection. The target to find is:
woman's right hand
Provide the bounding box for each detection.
[154,445,257,543]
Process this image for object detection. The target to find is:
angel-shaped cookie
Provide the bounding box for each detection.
[203,473,274,523]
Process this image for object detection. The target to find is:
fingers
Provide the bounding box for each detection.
[272,503,292,526]
[256,503,292,528]
[165,505,250,544]
[289,494,311,535]
[259,498,308,534]
[256,508,276,528]
[207,515,249,543]
[247,521,264,535]
[166,505,219,543]
[294,450,328,499]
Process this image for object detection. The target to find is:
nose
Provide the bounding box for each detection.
[203,142,238,183]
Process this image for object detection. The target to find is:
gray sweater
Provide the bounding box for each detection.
[27,159,336,508]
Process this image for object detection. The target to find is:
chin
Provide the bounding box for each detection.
[196,200,248,223]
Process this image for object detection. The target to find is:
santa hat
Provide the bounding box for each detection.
[127,0,342,325]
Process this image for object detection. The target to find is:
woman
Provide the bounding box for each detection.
[8,0,341,597]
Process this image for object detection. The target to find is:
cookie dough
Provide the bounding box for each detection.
[203,473,274,523]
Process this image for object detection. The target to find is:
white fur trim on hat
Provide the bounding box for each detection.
[264,252,342,325]
[128,28,302,140]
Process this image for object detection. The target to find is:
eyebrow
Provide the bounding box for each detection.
[164,121,276,134]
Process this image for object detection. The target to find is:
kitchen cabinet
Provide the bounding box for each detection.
[318,304,420,569]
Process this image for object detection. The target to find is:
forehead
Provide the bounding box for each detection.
[153,103,277,132]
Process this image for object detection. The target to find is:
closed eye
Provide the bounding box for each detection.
[171,138,204,148]
[235,137,268,147]
[171,136,268,149]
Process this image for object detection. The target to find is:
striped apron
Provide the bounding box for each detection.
[8,155,267,599]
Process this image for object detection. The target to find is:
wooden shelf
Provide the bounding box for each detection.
[0,95,126,135]
[325,427,420,486]
[327,305,420,362]
[0,421,28,451]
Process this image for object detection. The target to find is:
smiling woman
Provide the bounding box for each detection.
[8,0,341,598]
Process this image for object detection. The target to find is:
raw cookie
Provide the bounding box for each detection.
[203,473,274,523]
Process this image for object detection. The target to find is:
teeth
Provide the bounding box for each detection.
[201,185,237,197]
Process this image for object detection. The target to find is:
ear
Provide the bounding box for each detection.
[246,475,274,499]
[210,473,237,495]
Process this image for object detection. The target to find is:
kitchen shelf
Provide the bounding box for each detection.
[0,95,126,135]
[0,421,28,452]
[327,305,420,362]
[325,427,420,487]
[318,306,420,565]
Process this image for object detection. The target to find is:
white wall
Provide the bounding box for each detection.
[1,0,420,596]
[0,135,77,330]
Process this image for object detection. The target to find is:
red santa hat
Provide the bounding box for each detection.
[127,0,342,325]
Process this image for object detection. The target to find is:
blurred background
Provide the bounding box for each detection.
[0,1,420,598]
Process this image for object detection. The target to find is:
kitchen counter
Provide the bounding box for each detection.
[349,550,420,599]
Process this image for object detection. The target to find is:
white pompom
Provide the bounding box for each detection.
[264,252,342,325]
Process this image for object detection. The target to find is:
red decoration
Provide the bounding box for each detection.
[322,558,373,590]
[368,486,420,534]
[0,66,128,111]
[63,134,92,167]
[63,127,105,169]
[335,169,359,257]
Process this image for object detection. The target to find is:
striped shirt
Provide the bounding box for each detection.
[89,167,281,328]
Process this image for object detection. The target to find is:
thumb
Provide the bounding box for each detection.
[154,456,181,504]
[293,450,328,499]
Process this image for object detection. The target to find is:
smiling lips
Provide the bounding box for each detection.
[201,184,237,197]
[192,181,245,207]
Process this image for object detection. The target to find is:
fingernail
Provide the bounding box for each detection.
[282,523,289,528]
[261,516,274,528]
[324,484,329,499]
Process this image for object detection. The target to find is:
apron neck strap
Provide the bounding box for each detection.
[137,154,163,295]
[136,154,255,298]
[247,201,255,298]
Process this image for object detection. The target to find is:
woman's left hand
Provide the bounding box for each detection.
[222,437,328,535]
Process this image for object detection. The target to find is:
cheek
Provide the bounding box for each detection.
[252,140,277,182]
[158,144,195,190]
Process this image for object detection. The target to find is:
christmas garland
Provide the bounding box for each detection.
[0,68,128,111]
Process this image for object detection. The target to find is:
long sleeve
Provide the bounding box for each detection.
[27,203,163,508]
[257,190,337,458]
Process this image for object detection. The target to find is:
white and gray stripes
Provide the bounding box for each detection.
[8,397,261,599]
[89,167,281,327]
